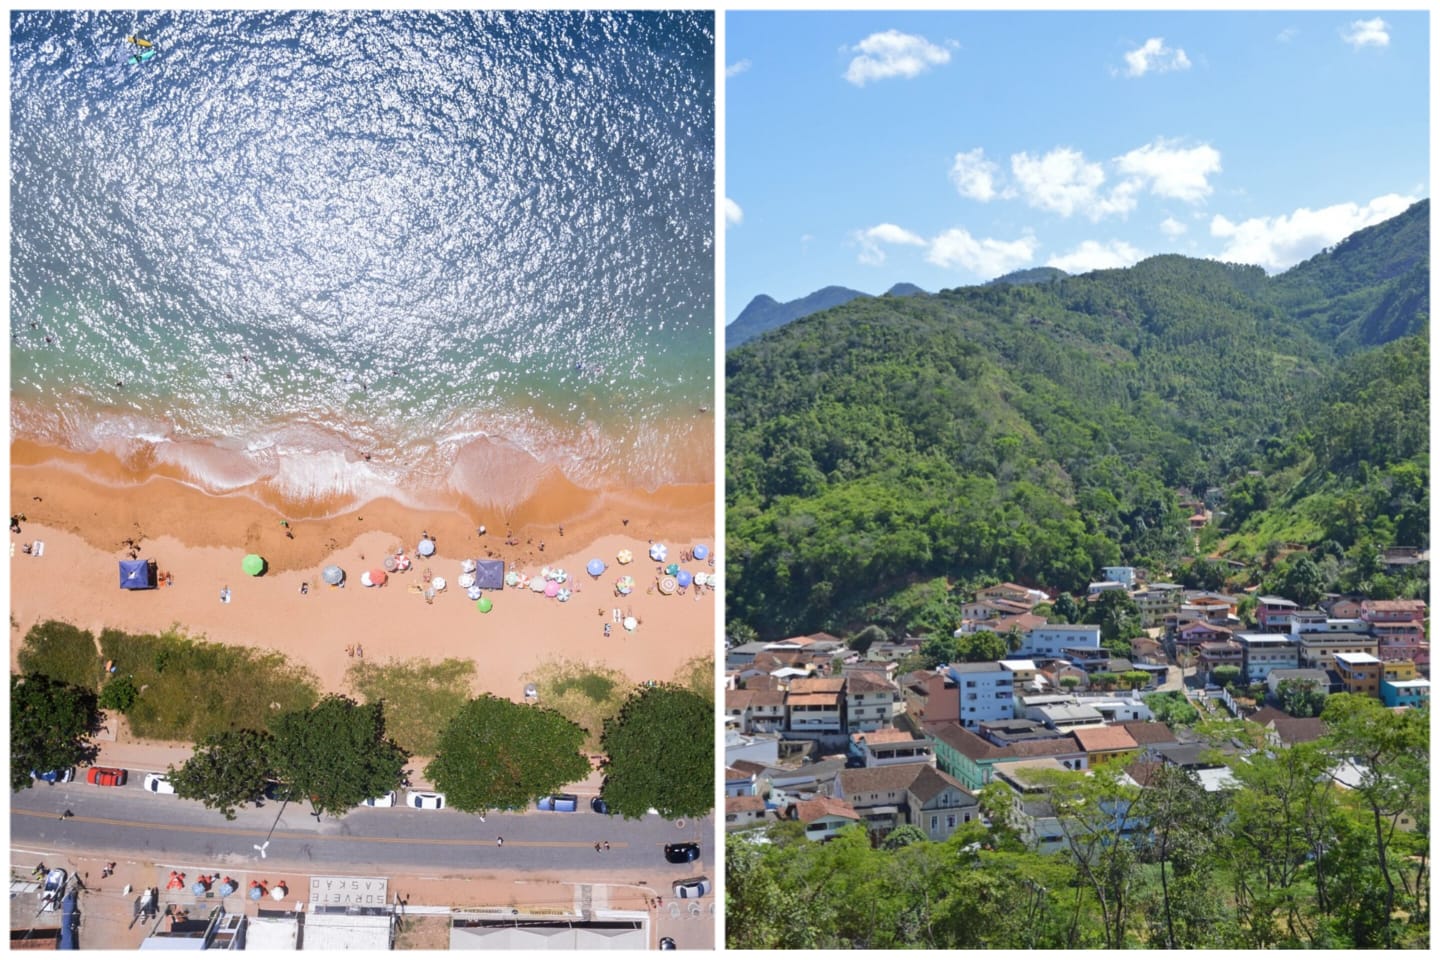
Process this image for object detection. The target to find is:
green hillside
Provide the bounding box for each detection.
[726,201,1429,640]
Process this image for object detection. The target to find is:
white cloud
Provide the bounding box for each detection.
[726,59,752,78]
[949,148,1000,202]
[853,222,926,265]
[1011,147,1138,220]
[1160,216,1188,238]
[926,228,1037,277]
[724,197,743,227]
[1114,139,1222,203]
[1277,27,1299,44]
[1341,18,1389,49]
[844,30,950,86]
[1209,193,1416,272]
[1122,37,1191,77]
[1046,239,1145,274]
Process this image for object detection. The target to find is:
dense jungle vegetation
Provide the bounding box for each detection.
[725,200,1429,641]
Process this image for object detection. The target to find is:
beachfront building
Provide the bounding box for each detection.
[1334,652,1383,698]
[725,689,786,735]
[1018,624,1102,660]
[1236,632,1300,682]
[946,662,1016,729]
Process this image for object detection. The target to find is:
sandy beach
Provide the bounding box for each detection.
[9,441,717,701]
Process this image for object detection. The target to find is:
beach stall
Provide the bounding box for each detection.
[474,559,505,590]
[118,558,157,590]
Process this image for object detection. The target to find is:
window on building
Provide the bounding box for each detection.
[930,815,938,830]
[947,814,957,828]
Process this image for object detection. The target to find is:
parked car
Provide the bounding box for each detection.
[672,876,710,899]
[659,937,676,950]
[87,767,127,787]
[408,791,445,810]
[143,773,176,794]
[664,842,701,864]
[589,796,610,814]
[363,791,396,807]
[536,794,579,812]
[31,768,74,784]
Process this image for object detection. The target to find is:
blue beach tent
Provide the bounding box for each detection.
[119,558,156,590]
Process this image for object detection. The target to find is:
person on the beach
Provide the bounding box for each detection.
[9,515,20,533]
[300,582,309,595]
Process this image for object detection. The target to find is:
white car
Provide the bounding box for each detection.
[143,773,176,795]
[408,791,445,810]
[673,876,711,899]
[362,791,396,808]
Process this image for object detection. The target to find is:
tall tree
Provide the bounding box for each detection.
[10,674,97,790]
[600,684,712,819]
[269,695,409,818]
[425,695,590,814]
[170,728,275,820]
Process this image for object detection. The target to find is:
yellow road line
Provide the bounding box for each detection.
[11,809,623,848]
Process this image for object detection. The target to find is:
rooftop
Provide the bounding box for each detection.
[1071,725,1140,753]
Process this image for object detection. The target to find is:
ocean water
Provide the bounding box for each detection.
[9,9,714,510]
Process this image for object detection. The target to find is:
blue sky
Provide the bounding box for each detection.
[724,10,1430,321]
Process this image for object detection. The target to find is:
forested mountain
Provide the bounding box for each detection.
[726,285,869,347]
[986,265,1070,287]
[726,200,1428,641]
[884,282,928,297]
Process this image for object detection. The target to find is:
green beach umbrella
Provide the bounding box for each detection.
[242,554,264,576]
[476,597,494,613]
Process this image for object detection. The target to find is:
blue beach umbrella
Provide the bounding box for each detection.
[693,544,709,560]
[677,570,693,589]
[417,539,436,557]
[586,558,606,577]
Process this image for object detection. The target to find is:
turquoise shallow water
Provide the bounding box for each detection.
[10,9,714,506]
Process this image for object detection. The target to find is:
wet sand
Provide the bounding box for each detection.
[9,441,717,699]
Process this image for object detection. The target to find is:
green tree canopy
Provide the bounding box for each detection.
[600,684,712,819]
[425,695,590,814]
[170,728,276,820]
[268,695,409,818]
[10,674,98,791]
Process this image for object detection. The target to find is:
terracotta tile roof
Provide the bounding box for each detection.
[844,673,898,694]
[851,727,915,745]
[925,721,1082,761]
[730,759,768,778]
[907,765,973,804]
[838,762,933,796]
[789,677,846,695]
[1363,599,1427,612]
[1268,716,1327,745]
[1072,725,1140,754]
[787,692,842,707]
[791,797,860,823]
[1125,759,1164,787]
[1119,721,1178,746]
[725,766,754,782]
[726,795,767,814]
[725,689,786,710]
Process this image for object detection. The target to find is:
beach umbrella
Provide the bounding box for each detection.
[693,544,709,560]
[460,558,477,573]
[369,569,388,586]
[623,616,637,632]
[529,578,546,593]
[658,576,677,595]
[615,576,634,596]
[554,568,568,583]
[242,554,264,576]
[360,571,374,588]
[616,549,633,565]
[664,562,680,576]
[322,565,345,586]
[417,538,436,557]
[476,597,493,613]
[586,558,606,577]
[431,576,446,592]
[467,585,482,601]
[544,581,560,598]
[676,570,693,589]
[383,556,397,573]
[557,588,571,602]
[458,573,475,589]
[540,566,553,580]
[249,884,265,901]
[504,571,520,587]
[271,884,287,901]
[694,572,709,586]
[218,880,237,897]
[191,881,208,895]
[649,543,668,562]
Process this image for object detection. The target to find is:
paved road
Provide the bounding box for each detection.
[11,781,713,880]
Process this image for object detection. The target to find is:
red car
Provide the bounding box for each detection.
[87,767,128,787]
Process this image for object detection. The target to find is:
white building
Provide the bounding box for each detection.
[1018,624,1102,659]
[1102,566,1137,588]
[945,661,1016,729]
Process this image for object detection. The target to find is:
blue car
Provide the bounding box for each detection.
[32,768,74,784]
